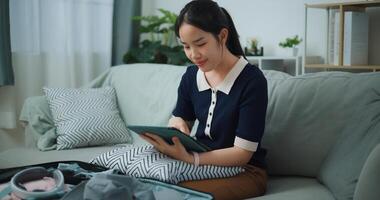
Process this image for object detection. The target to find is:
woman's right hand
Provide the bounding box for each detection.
[168,116,191,135]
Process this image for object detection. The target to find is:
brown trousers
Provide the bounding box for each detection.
[179,165,267,200]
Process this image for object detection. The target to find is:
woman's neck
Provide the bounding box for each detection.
[205,50,239,88]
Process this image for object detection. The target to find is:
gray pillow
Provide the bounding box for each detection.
[43,87,132,150]
[262,72,357,177]
[90,145,244,184]
[317,73,380,200]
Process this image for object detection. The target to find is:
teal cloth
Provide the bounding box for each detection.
[20,96,57,151]
[317,72,380,200]
[0,0,14,86]
[0,185,12,200]
[111,0,141,65]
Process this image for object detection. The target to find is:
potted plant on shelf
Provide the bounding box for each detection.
[123,9,189,65]
[245,37,263,56]
[279,35,302,56]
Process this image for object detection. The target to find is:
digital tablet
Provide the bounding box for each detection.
[128,126,211,153]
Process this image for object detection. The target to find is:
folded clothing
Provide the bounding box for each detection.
[90,145,245,184]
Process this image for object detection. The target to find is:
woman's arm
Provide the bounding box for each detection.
[197,146,253,166]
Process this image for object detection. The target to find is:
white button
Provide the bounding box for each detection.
[204,88,218,139]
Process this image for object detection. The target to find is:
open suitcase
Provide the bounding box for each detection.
[0,161,213,200]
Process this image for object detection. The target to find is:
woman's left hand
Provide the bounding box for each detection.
[140,133,194,163]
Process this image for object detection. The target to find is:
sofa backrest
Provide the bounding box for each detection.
[99,64,186,127]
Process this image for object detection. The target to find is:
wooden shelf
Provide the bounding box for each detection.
[305,1,380,9]
[305,64,380,71]
[304,1,380,73]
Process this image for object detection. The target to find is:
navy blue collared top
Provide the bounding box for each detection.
[172,57,268,168]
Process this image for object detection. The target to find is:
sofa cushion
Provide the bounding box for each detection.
[90,145,244,184]
[0,145,130,169]
[44,87,132,150]
[317,72,380,200]
[251,177,334,200]
[262,72,378,177]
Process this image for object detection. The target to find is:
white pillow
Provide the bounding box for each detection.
[43,87,132,150]
[90,145,244,184]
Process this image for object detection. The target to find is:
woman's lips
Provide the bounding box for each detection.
[196,60,207,67]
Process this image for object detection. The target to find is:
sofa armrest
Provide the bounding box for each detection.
[20,96,57,150]
[354,143,380,200]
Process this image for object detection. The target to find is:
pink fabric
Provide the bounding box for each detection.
[23,177,56,192]
[0,177,56,200]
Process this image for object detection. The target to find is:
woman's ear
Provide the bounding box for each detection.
[218,28,229,45]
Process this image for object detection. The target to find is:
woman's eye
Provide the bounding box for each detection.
[184,46,190,49]
[197,43,206,47]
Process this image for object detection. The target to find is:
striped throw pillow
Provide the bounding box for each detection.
[90,145,244,184]
[43,87,132,150]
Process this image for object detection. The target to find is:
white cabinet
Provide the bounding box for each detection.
[246,56,302,76]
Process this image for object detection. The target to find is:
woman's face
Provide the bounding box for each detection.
[179,23,225,72]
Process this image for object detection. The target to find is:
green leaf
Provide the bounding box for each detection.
[279,35,302,48]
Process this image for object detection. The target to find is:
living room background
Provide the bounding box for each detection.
[144,0,380,64]
[1,0,380,152]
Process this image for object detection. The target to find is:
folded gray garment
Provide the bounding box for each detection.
[84,174,155,200]
[61,174,152,200]
[61,174,186,200]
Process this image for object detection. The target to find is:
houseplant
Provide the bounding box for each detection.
[123,9,189,65]
[279,35,302,56]
[245,37,263,56]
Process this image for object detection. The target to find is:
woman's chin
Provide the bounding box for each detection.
[198,67,211,72]
[197,64,212,72]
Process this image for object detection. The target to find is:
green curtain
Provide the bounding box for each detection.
[0,0,14,86]
[111,0,141,65]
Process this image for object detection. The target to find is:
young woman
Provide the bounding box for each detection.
[140,0,268,199]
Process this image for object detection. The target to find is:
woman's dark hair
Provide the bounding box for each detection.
[175,0,245,57]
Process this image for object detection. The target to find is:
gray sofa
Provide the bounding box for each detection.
[0,63,379,200]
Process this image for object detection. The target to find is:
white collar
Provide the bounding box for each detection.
[196,57,248,95]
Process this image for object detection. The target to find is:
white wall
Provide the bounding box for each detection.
[143,0,380,64]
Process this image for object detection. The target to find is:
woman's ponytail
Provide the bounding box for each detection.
[220,7,245,58]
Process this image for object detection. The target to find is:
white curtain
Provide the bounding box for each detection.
[1,0,114,129]
[10,0,113,88]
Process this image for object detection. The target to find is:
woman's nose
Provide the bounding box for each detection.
[191,48,201,60]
